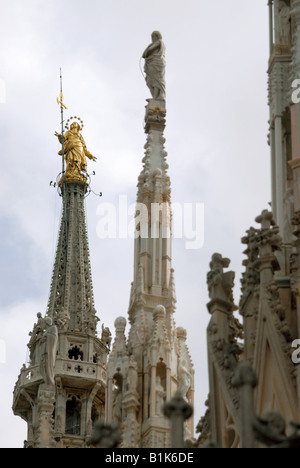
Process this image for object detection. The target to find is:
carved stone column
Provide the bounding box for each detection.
[290,1,300,213]
[122,391,140,448]
[35,383,56,448]
[255,210,281,285]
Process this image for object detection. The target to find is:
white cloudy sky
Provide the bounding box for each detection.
[0,0,270,448]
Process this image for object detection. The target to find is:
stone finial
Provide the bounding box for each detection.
[153,304,166,321]
[164,392,193,420]
[114,316,127,333]
[232,361,257,389]
[255,209,274,230]
[240,226,261,311]
[176,327,187,341]
[88,421,121,448]
[254,210,281,259]
[207,253,236,308]
[164,393,193,448]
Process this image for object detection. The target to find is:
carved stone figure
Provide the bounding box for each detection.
[127,355,138,393]
[207,253,235,306]
[279,2,291,45]
[283,186,295,244]
[28,313,44,347]
[57,307,70,331]
[55,121,96,182]
[142,31,166,100]
[178,359,191,401]
[112,384,123,423]
[155,376,166,415]
[40,318,58,386]
[101,324,112,348]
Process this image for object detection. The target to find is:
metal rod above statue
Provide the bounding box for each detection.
[56,69,67,177]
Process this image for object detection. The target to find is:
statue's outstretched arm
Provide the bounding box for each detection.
[81,136,97,161]
[55,131,63,144]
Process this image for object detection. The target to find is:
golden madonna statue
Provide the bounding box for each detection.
[55,121,96,183]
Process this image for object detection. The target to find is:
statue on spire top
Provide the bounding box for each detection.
[55,119,97,183]
[142,31,166,101]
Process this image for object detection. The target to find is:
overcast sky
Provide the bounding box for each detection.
[0,0,270,448]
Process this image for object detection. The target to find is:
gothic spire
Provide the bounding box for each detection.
[107,32,194,448]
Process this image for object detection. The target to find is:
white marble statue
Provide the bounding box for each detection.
[279,1,291,45]
[142,31,166,101]
[40,317,58,386]
[155,376,166,415]
[127,355,138,393]
[112,386,122,423]
[178,359,191,402]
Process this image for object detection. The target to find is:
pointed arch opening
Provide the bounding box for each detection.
[65,396,81,435]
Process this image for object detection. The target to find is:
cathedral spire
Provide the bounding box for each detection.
[107,32,194,448]
[12,98,110,448]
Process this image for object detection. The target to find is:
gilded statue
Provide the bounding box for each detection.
[142,31,166,101]
[55,121,96,182]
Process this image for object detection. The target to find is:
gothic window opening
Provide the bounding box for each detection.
[155,362,167,416]
[156,361,166,391]
[68,345,83,361]
[66,396,81,435]
[91,403,102,428]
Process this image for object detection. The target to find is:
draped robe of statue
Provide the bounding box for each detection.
[279,2,291,45]
[142,31,166,101]
[56,122,96,181]
[40,319,58,386]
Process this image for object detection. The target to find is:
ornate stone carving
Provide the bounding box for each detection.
[207,253,236,309]
[127,355,138,393]
[254,210,281,265]
[57,307,70,331]
[35,384,56,448]
[195,397,211,447]
[240,227,260,310]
